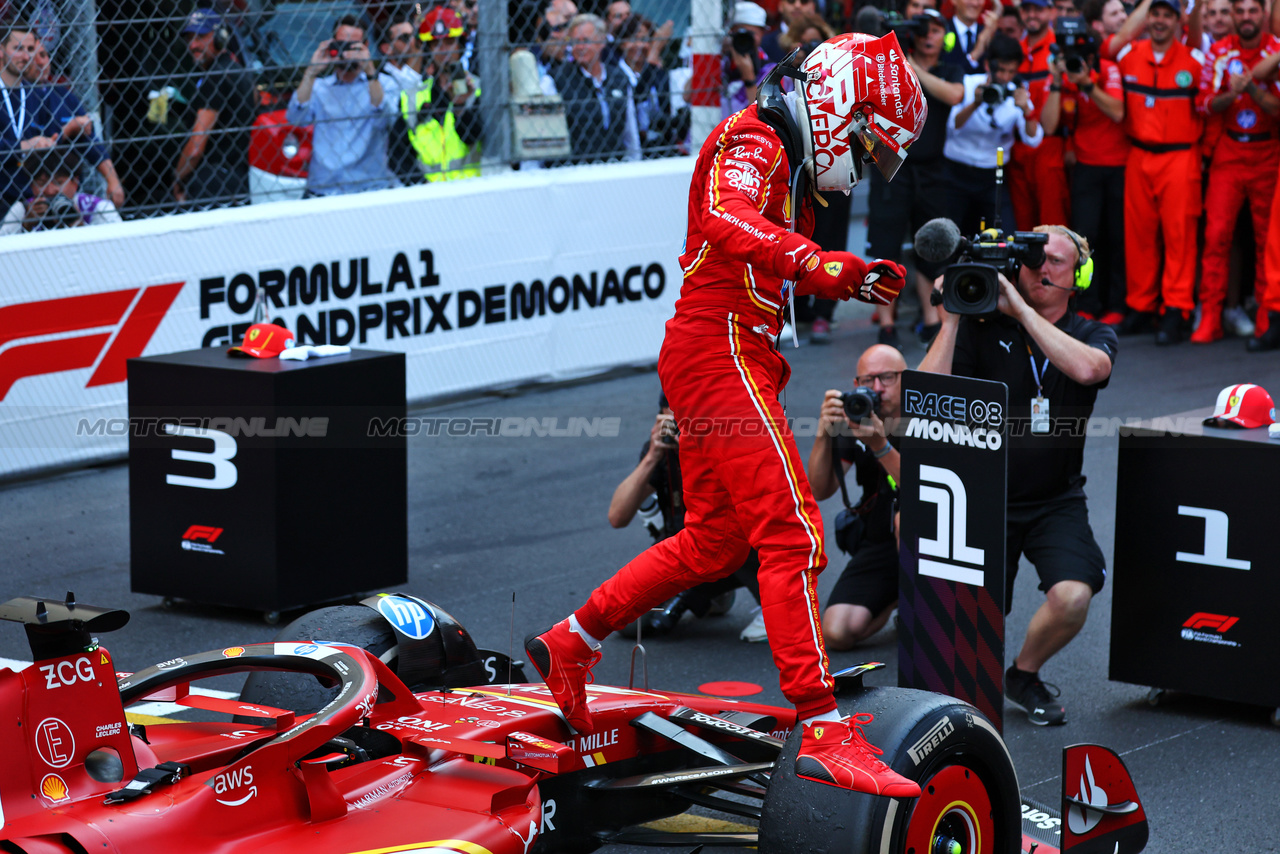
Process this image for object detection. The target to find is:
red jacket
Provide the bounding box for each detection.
[674,106,819,338]
[1118,39,1204,148]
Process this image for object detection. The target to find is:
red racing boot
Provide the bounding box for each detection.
[795,714,921,797]
[525,620,601,732]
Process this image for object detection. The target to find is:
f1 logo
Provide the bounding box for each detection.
[918,464,985,586]
[1175,506,1250,570]
[165,425,237,490]
[182,525,224,543]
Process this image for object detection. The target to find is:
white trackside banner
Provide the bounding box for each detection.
[0,158,694,481]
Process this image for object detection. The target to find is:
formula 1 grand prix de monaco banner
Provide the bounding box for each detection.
[0,159,693,480]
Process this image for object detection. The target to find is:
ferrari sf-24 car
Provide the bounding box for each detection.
[0,592,1149,854]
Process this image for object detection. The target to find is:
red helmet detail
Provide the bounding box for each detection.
[798,32,927,191]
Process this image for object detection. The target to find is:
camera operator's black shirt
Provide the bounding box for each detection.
[832,434,899,544]
[192,52,255,173]
[952,311,1118,504]
[910,61,964,162]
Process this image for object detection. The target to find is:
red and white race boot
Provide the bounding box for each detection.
[525,620,601,732]
[795,714,921,797]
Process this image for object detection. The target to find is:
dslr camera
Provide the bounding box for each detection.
[937,227,1048,315]
[730,28,756,56]
[841,387,882,421]
[982,80,1018,105]
[851,6,931,53]
[1052,16,1098,75]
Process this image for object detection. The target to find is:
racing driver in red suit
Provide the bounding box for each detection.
[527,33,928,797]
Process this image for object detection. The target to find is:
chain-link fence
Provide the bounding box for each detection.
[2,0,863,230]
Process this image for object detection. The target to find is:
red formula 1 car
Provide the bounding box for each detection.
[0,593,1150,854]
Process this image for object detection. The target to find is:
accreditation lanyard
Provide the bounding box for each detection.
[2,85,28,143]
[1025,339,1051,434]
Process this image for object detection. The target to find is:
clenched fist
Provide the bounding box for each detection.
[794,250,870,301]
[859,259,907,305]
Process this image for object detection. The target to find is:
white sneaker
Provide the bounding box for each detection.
[1223,306,1256,338]
[739,607,768,643]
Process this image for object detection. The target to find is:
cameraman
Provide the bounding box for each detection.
[1040,25,1128,326]
[941,33,1042,235]
[400,7,482,182]
[607,393,765,641]
[806,345,908,650]
[920,224,1117,726]
[865,8,964,348]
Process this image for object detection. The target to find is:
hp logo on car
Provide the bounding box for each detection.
[378,595,436,640]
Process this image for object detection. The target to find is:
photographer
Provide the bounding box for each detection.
[941,33,1042,235]
[920,224,1117,726]
[722,2,771,117]
[607,393,765,641]
[807,345,908,650]
[399,7,483,182]
[1040,20,1128,326]
[1,147,121,235]
[287,15,399,196]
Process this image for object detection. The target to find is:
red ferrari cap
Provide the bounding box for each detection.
[1204,383,1276,429]
[228,323,295,359]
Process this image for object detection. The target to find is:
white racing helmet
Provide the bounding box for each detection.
[790,32,927,193]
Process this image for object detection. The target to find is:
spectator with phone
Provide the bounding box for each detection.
[615,15,681,155]
[399,6,483,182]
[941,33,1042,235]
[287,15,400,196]
[172,9,255,206]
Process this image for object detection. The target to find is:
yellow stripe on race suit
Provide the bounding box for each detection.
[757,143,784,214]
[743,265,780,312]
[724,314,832,688]
[682,240,710,277]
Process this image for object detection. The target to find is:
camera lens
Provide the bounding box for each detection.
[1065,54,1084,74]
[952,271,989,307]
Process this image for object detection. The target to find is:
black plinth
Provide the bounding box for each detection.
[127,347,407,614]
[1111,407,1280,709]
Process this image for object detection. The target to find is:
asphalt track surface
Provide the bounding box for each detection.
[3,307,1279,852]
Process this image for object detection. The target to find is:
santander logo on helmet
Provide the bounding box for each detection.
[796,32,926,193]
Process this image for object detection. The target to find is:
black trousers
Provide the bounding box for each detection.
[940,158,1019,239]
[1071,162,1127,315]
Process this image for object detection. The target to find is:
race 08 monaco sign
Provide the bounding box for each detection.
[896,370,1008,731]
[0,159,690,480]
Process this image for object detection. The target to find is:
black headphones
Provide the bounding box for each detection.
[212,21,232,51]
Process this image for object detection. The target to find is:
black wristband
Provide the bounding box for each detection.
[1079,82,1095,94]
[1049,84,1062,92]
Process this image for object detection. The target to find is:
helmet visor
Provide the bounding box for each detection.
[858,121,906,182]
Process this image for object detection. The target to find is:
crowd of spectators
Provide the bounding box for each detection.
[4,0,1280,351]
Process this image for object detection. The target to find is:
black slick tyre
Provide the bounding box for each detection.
[759,686,1021,854]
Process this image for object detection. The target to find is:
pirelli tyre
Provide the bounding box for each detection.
[239,605,398,714]
[759,687,1021,854]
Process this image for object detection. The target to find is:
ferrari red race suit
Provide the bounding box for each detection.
[575,106,846,718]
[1197,34,1280,319]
